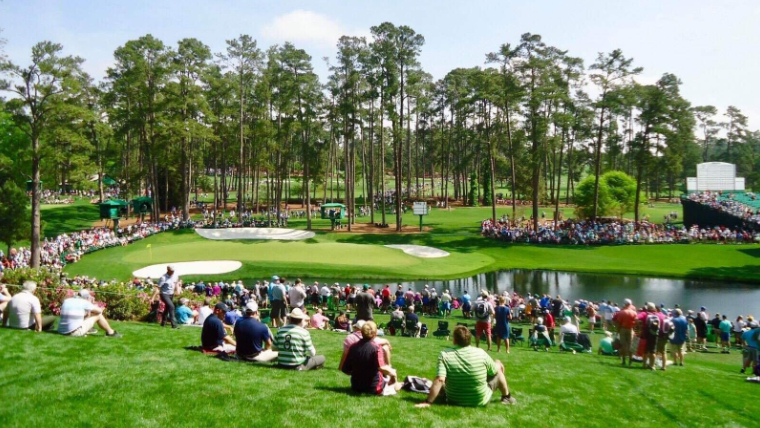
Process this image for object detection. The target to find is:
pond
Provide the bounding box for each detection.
[288,270,760,319]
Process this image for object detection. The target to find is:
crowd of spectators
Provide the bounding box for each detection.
[481,218,760,245]
[0,220,193,272]
[687,191,760,225]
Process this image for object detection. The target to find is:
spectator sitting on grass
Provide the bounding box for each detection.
[341,321,402,396]
[309,308,330,330]
[58,289,121,338]
[0,282,11,317]
[415,325,516,408]
[559,316,579,345]
[405,306,421,338]
[176,298,198,326]
[197,298,213,325]
[598,331,616,355]
[201,303,236,353]
[234,302,277,363]
[2,281,56,332]
[273,308,325,371]
[339,320,393,370]
[334,311,351,331]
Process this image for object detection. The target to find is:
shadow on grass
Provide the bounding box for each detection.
[738,247,760,258]
[686,265,760,283]
[314,385,359,395]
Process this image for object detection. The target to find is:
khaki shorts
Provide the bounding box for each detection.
[619,328,633,354]
[67,316,100,337]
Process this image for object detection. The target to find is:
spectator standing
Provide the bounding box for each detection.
[157,265,179,329]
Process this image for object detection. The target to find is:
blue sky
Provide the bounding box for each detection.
[1,0,758,127]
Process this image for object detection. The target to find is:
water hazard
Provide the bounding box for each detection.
[293,270,760,318]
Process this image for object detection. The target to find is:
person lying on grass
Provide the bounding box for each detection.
[58,289,121,338]
[234,302,277,363]
[341,321,402,396]
[201,303,236,353]
[416,325,516,408]
[339,320,393,371]
[273,308,325,371]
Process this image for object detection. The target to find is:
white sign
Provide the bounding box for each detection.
[413,202,429,215]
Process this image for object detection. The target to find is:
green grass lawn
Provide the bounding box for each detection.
[0,314,754,428]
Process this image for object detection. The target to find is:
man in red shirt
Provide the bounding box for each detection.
[381,285,392,313]
[613,299,638,366]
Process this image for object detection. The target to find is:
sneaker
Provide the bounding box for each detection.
[106,331,122,338]
[500,395,517,405]
[172,326,181,330]
[740,368,746,374]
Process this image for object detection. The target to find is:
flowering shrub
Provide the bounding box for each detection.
[2,267,215,321]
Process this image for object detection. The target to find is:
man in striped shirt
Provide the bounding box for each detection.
[416,325,516,408]
[273,308,325,371]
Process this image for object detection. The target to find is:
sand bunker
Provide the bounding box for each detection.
[384,245,450,258]
[195,228,315,241]
[132,261,242,278]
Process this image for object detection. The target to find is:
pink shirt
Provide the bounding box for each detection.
[310,313,329,329]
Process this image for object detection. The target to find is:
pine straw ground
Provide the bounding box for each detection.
[0,312,755,428]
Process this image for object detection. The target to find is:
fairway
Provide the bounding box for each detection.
[0,315,755,428]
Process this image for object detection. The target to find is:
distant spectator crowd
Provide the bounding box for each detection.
[481,218,760,245]
[687,191,760,225]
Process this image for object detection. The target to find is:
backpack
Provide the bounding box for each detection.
[660,318,675,338]
[474,302,489,320]
[402,376,432,394]
[646,314,661,336]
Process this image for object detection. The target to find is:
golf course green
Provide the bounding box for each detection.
[61,202,760,284]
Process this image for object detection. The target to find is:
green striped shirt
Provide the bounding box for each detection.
[437,346,497,407]
[274,325,315,366]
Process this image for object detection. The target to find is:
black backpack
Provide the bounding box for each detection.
[402,376,432,394]
[475,302,489,320]
[646,314,661,336]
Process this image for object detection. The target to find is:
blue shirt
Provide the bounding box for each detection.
[742,328,759,349]
[671,316,688,344]
[176,305,194,324]
[495,306,511,334]
[462,294,471,304]
[540,297,550,308]
[224,311,240,326]
[201,314,226,349]
[234,316,272,357]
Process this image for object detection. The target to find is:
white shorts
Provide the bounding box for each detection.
[212,343,236,353]
[381,376,398,396]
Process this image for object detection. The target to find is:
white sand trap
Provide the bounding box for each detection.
[384,245,450,258]
[132,261,242,278]
[195,227,315,241]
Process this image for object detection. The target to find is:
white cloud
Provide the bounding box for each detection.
[260,10,369,48]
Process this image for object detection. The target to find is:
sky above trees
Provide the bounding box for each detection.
[1,0,759,128]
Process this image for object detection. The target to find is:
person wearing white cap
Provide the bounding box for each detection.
[58,289,121,338]
[234,301,278,363]
[2,281,56,332]
[157,265,180,329]
[273,308,325,370]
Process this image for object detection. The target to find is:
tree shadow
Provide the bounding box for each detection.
[686,265,760,284]
[738,247,760,258]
